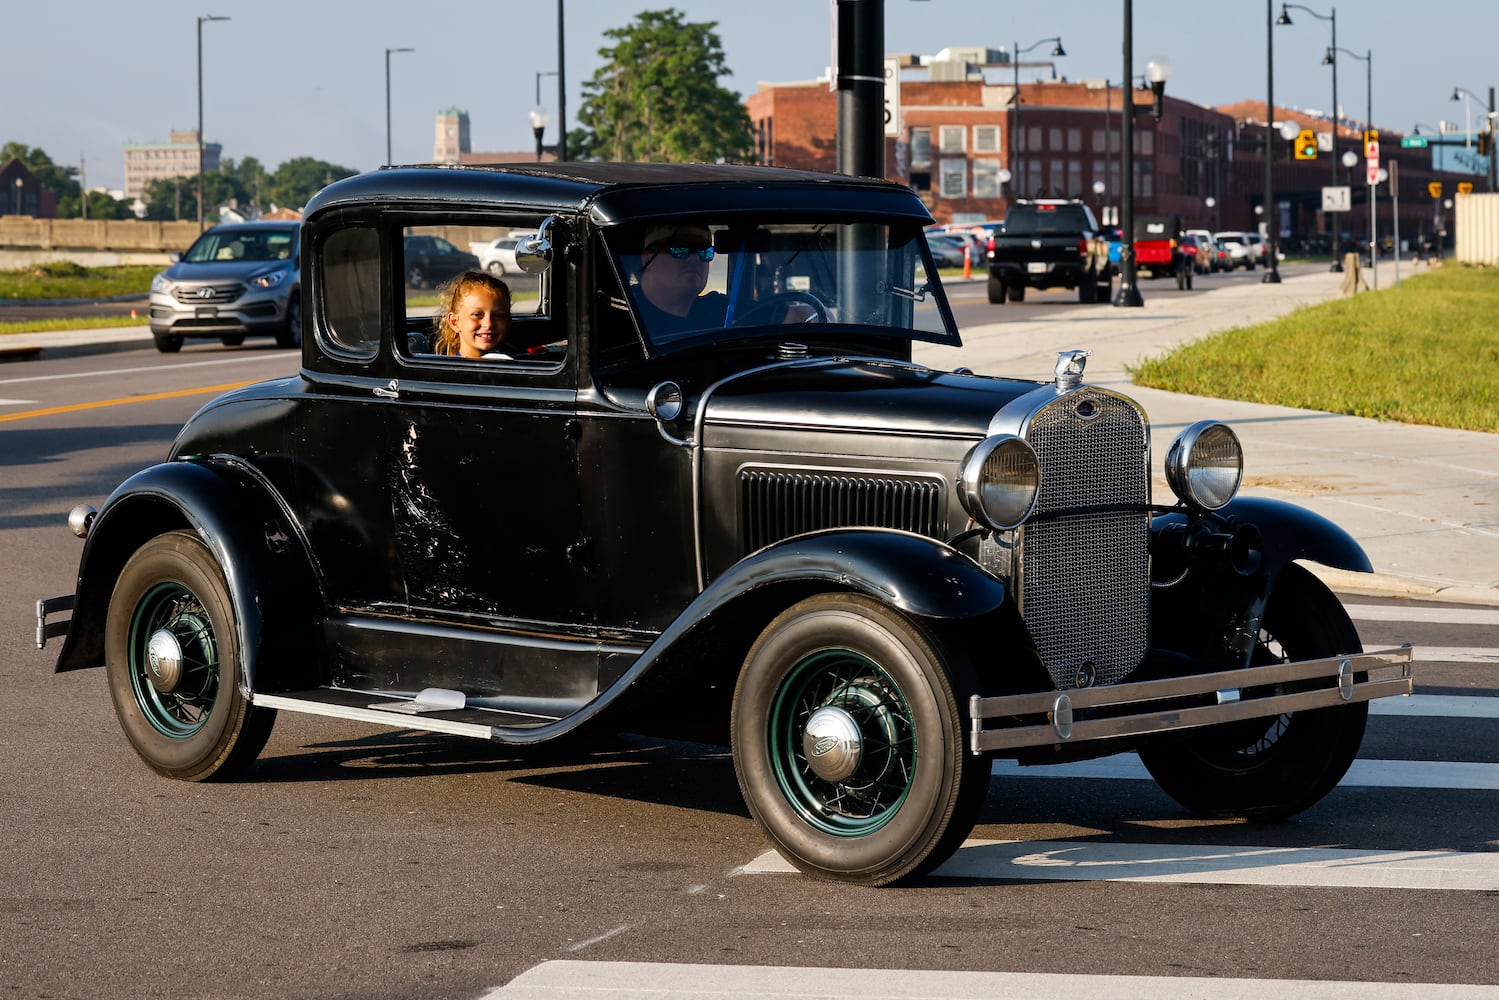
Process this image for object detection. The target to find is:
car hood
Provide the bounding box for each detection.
[161,259,296,283]
[699,357,1042,440]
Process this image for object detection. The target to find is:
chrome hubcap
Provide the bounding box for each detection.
[801,705,863,782]
[145,628,184,692]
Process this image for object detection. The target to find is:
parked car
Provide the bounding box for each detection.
[1179,234,1205,275]
[472,232,537,277]
[147,221,301,353]
[1133,214,1192,289]
[1241,231,1267,266]
[402,234,480,288]
[38,162,1412,887]
[1185,229,1227,273]
[1215,231,1255,270]
[924,233,969,269]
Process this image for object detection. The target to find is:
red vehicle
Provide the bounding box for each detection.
[1133,214,1192,290]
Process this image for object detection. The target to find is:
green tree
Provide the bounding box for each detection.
[224,156,272,213]
[574,8,753,163]
[268,157,358,213]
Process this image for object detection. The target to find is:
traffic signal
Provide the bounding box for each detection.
[1364,129,1379,157]
[1480,131,1492,157]
[1429,182,1443,198]
[1295,129,1318,160]
[1458,182,1475,195]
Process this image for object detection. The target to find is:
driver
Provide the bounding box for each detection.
[634,223,728,336]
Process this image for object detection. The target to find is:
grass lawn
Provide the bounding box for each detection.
[0,262,158,301]
[1129,265,1499,433]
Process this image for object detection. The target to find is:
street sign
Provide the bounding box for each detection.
[883,57,901,137]
[1429,181,1443,198]
[1317,131,1333,152]
[1401,136,1430,149]
[1367,160,1380,185]
[1322,186,1351,211]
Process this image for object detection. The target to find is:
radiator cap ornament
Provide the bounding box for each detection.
[1055,349,1091,392]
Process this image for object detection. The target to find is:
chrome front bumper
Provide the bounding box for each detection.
[969,645,1414,754]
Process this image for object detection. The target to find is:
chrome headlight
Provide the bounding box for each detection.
[150,273,173,294]
[1165,420,1243,510]
[250,269,289,290]
[958,434,1040,530]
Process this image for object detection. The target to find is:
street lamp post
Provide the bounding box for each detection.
[1262,0,1284,284]
[1010,35,1065,197]
[1277,3,1343,270]
[385,47,414,166]
[1328,46,1371,279]
[1115,0,1170,308]
[13,177,22,216]
[529,106,551,162]
[196,13,230,232]
[1451,85,1496,191]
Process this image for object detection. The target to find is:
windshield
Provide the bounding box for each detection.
[602,219,960,356]
[184,227,297,264]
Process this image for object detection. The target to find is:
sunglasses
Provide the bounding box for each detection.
[650,244,716,262]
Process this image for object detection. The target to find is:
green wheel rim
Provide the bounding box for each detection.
[127,582,220,739]
[767,648,916,837]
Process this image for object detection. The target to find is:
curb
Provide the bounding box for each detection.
[1311,567,1499,608]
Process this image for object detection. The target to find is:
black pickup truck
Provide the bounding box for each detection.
[985,199,1111,304]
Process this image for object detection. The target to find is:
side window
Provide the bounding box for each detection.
[320,226,381,358]
[399,219,558,364]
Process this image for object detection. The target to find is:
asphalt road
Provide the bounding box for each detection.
[2,329,1496,999]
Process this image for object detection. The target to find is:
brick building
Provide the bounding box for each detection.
[122,130,221,202]
[746,59,1475,252]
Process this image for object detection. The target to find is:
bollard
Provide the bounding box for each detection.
[962,245,971,280]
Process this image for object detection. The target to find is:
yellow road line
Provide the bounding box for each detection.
[0,381,258,424]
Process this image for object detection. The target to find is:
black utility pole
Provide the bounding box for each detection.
[1263,0,1282,282]
[836,0,884,179]
[1116,0,1143,306]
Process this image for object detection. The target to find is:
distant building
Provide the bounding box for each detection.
[1,157,54,217]
[434,108,472,163]
[122,130,221,201]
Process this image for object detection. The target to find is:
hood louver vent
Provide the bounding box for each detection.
[740,470,945,553]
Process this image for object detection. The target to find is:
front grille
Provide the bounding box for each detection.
[740,469,944,553]
[172,282,245,304]
[1020,388,1150,689]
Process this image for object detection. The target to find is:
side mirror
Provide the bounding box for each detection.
[514,216,555,274]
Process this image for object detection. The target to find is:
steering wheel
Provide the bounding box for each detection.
[731,291,829,327]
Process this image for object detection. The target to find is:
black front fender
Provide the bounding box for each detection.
[54,459,321,695]
[1153,495,1372,581]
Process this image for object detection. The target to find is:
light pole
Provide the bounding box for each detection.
[1327,46,1371,277]
[385,47,414,166]
[1115,0,1170,307]
[529,106,551,162]
[1450,85,1496,191]
[196,13,229,232]
[1277,3,1343,270]
[555,0,567,162]
[1010,35,1065,197]
[1261,0,1284,283]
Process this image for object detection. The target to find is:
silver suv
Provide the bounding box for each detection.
[148,221,301,353]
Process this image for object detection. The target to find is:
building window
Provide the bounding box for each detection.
[1092,128,1108,152]
[973,159,1004,198]
[973,125,1000,154]
[1068,160,1082,197]
[1047,160,1065,197]
[1049,127,1063,151]
[1068,128,1082,153]
[940,159,968,199]
[1026,125,1041,152]
[910,127,931,168]
[939,126,966,154]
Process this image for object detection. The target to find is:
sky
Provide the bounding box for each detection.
[6,0,1494,194]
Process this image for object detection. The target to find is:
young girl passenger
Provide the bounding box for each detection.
[432,270,512,358]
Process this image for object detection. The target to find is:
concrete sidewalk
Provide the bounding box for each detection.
[5,271,1497,605]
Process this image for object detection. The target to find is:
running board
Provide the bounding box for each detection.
[253,687,560,741]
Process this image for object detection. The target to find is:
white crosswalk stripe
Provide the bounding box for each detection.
[1347,604,1499,626]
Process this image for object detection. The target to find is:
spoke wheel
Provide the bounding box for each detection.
[732,594,988,885]
[105,531,274,781]
[1139,563,1368,820]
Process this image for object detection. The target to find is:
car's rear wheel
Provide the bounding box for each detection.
[986,274,1006,304]
[104,531,276,781]
[275,292,302,349]
[1078,274,1097,303]
[219,334,245,347]
[1139,563,1368,820]
[731,594,989,886]
[486,260,506,277]
[152,332,183,354]
[406,265,426,289]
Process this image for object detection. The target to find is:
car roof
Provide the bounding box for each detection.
[304,162,926,229]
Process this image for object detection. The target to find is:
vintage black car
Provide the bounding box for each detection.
[37,163,1412,886]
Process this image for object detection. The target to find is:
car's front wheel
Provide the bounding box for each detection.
[731,594,989,886]
[486,260,506,277]
[104,531,276,781]
[275,292,302,349]
[152,332,183,354]
[1139,563,1368,820]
